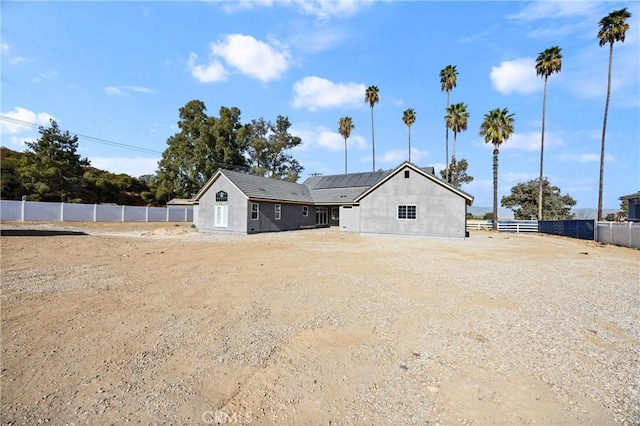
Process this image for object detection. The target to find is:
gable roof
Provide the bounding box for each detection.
[193,169,314,204]
[620,191,640,201]
[354,161,474,205]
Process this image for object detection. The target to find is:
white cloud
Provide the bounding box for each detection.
[187,52,228,83]
[499,131,564,152]
[1,43,8,53]
[5,135,36,149]
[105,85,155,95]
[90,157,160,177]
[291,123,366,152]
[508,1,600,21]
[559,153,615,162]
[292,76,365,111]
[502,172,537,182]
[379,148,429,165]
[210,34,289,82]
[1,107,54,134]
[490,58,541,95]
[295,0,373,20]
[289,26,346,53]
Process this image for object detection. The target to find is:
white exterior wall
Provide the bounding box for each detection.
[358,167,467,238]
[195,176,248,233]
[339,205,360,232]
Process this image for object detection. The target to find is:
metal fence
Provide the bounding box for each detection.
[538,219,595,240]
[596,222,640,249]
[0,200,193,222]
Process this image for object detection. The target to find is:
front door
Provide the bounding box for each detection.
[316,207,328,225]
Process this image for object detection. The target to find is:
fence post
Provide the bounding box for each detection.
[94,204,97,222]
[121,205,125,222]
[166,207,169,222]
[146,206,149,223]
[609,222,613,244]
[60,202,64,222]
[21,199,25,222]
[629,222,632,248]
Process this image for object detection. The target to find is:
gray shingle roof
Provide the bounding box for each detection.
[303,170,391,190]
[222,170,314,203]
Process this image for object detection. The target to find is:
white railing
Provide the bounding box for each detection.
[467,220,538,233]
[0,200,193,223]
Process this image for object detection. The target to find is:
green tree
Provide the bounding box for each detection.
[246,116,303,182]
[501,178,576,220]
[440,65,458,181]
[402,108,416,162]
[597,7,632,221]
[0,147,28,199]
[20,119,89,202]
[439,158,473,189]
[535,46,563,220]
[479,108,515,230]
[156,100,248,201]
[365,85,379,172]
[338,117,354,175]
[444,102,469,186]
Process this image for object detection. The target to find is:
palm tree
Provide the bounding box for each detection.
[365,86,379,171]
[440,65,458,180]
[479,108,515,231]
[402,108,416,162]
[535,46,563,221]
[338,117,354,174]
[445,102,469,187]
[597,7,632,221]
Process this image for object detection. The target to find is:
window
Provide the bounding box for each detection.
[404,170,410,178]
[215,191,228,202]
[331,207,339,220]
[398,205,417,220]
[302,206,308,217]
[215,205,228,227]
[275,204,281,220]
[251,203,259,220]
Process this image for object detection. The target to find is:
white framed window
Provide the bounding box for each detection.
[331,207,339,220]
[275,204,281,220]
[398,205,417,220]
[215,191,228,202]
[251,203,259,220]
[302,206,308,217]
[215,205,228,227]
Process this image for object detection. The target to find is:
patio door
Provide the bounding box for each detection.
[316,207,328,225]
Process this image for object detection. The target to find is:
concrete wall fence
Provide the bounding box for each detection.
[596,221,640,250]
[0,200,193,223]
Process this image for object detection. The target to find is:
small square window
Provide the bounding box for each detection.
[398,205,417,220]
[275,204,281,220]
[302,206,308,217]
[251,203,259,220]
[404,170,410,178]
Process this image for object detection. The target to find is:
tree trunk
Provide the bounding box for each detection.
[598,42,614,221]
[451,132,457,186]
[371,107,375,172]
[493,146,499,231]
[408,126,412,162]
[344,138,348,175]
[538,76,548,220]
[445,91,450,181]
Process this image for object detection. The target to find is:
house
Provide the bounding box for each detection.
[620,191,640,221]
[192,161,474,238]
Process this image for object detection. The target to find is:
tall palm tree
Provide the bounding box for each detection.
[440,65,458,180]
[365,86,379,171]
[402,108,416,162]
[445,102,470,187]
[535,46,563,221]
[479,108,515,231]
[597,7,631,221]
[338,117,354,175]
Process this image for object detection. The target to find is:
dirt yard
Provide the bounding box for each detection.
[1,222,638,425]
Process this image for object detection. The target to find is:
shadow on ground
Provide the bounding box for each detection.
[0,230,87,237]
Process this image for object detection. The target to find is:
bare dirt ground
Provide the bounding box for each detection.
[1,222,639,425]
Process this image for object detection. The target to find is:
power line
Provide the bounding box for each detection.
[0,115,163,155]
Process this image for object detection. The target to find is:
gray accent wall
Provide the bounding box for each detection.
[247,201,316,234]
[358,166,467,238]
[196,176,248,233]
[339,205,360,232]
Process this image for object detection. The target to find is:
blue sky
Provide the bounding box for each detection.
[1,0,638,209]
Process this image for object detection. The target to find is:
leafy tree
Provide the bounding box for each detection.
[338,117,354,175]
[535,46,563,220]
[479,108,515,230]
[501,178,576,220]
[19,119,90,202]
[440,65,458,181]
[444,102,469,186]
[0,147,28,199]
[156,100,248,201]
[439,158,473,189]
[402,108,416,162]
[597,7,632,221]
[365,85,379,171]
[246,116,303,182]
[482,212,494,220]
